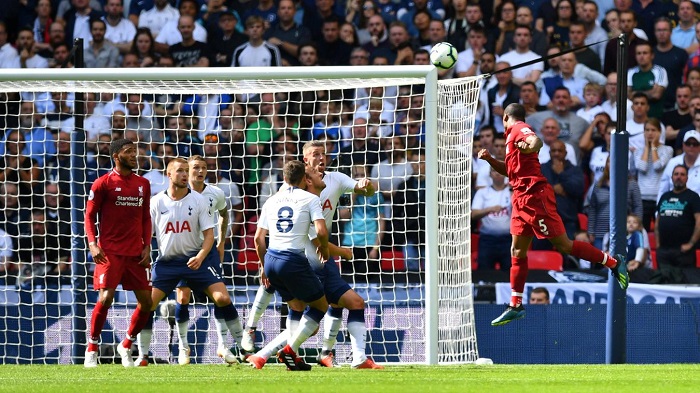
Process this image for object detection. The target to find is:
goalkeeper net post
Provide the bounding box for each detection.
[0,66,480,365]
[424,67,439,365]
[70,38,88,363]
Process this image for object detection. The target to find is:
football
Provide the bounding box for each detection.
[430,42,458,70]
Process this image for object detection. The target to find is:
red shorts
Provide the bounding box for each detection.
[93,253,151,291]
[511,182,567,239]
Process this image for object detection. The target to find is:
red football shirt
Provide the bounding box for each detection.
[504,121,548,192]
[85,170,151,257]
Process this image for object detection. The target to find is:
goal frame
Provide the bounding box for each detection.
[0,65,445,364]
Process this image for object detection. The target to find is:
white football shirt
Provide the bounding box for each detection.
[195,184,227,242]
[318,171,357,232]
[151,190,215,260]
[258,187,324,255]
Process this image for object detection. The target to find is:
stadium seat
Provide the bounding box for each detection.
[380,249,406,272]
[578,213,588,231]
[527,250,564,271]
[237,250,260,273]
[471,233,479,270]
[696,250,700,268]
[647,232,656,250]
[650,250,657,270]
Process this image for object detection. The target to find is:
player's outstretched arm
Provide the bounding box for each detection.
[312,238,353,261]
[477,149,507,177]
[354,178,376,196]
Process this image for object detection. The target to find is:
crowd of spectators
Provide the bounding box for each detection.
[2,0,700,287]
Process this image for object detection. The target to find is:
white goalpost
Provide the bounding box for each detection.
[0,66,480,365]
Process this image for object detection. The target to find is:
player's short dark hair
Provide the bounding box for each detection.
[283,160,307,186]
[109,138,134,158]
[504,103,526,121]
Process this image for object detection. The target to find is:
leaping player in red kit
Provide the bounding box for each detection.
[478,103,629,326]
[84,139,153,367]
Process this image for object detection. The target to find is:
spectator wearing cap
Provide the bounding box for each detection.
[657,130,700,202]
[207,9,247,67]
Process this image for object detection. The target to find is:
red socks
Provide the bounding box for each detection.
[571,240,617,268]
[126,305,152,344]
[88,302,110,351]
[510,257,528,307]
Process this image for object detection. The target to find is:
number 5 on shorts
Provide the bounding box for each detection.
[538,219,549,236]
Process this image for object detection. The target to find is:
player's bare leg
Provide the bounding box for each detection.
[203,282,245,363]
[172,287,192,365]
[491,235,532,326]
[549,233,628,289]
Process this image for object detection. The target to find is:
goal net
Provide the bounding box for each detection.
[0,67,480,365]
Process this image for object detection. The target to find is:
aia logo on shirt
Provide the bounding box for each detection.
[165,221,192,234]
[322,199,333,211]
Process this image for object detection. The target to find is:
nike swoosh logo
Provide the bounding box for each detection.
[160,211,168,214]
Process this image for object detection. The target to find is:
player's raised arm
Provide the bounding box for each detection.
[478,148,507,177]
[354,177,375,196]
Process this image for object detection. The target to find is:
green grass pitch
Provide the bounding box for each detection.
[0,364,698,393]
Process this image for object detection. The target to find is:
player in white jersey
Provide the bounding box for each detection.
[303,141,383,369]
[246,165,353,369]
[136,158,245,365]
[254,160,329,371]
[137,155,238,365]
[243,141,383,369]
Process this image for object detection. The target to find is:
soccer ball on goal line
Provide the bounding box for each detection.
[430,42,458,70]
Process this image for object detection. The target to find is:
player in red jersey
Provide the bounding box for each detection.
[478,103,629,326]
[84,139,153,367]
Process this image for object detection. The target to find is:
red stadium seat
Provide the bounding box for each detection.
[696,250,700,269]
[647,232,656,250]
[578,213,588,231]
[527,250,564,271]
[237,250,260,273]
[650,250,657,270]
[471,233,479,270]
[380,249,406,272]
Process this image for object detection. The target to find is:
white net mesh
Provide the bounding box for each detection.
[0,70,480,365]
